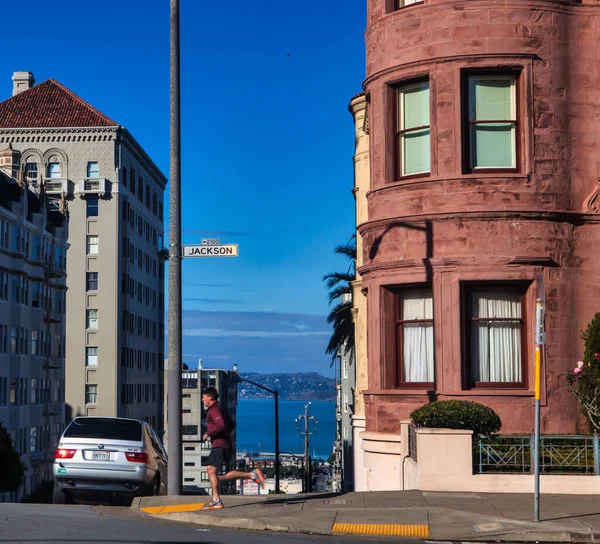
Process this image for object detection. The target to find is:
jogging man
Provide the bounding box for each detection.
[201,387,265,509]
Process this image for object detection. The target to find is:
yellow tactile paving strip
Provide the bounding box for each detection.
[332,523,430,538]
[141,503,205,514]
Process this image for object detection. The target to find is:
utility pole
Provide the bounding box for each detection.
[167,0,182,496]
[534,273,546,522]
[296,402,317,493]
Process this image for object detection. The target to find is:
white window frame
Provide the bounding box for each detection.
[86,346,98,366]
[87,235,99,255]
[86,310,98,330]
[85,384,98,404]
[397,80,431,177]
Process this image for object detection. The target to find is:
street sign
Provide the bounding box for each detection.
[183,244,239,258]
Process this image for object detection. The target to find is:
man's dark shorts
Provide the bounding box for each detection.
[207,447,231,475]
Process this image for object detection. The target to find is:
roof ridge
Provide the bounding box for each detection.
[46,78,118,126]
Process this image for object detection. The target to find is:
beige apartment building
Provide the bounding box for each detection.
[0,72,167,434]
[0,144,68,502]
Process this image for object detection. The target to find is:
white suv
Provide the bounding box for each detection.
[53,417,167,504]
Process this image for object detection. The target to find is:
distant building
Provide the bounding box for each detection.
[0,72,167,433]
[0,144,68,502]
[163,363,237,494]
[333,294,355,492]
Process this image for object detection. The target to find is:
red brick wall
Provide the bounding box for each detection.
[360,0,600,434]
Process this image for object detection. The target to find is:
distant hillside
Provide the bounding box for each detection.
[238,372,336,401]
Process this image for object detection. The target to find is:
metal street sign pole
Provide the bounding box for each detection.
[534,274,546,522]
[167,0,183,496]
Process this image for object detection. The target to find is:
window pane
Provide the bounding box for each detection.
[472,79,512,121]
[87,197,99,217]
[47,163,61,178]
[401,288,434,382]
[402,129,430,175]
[470,290,522,383]
[87,235,98,255]
[469,77,515,168]
[403,84,429,129]
[399,82,430,176]
[471,123,514,168]
[87,162,100,178]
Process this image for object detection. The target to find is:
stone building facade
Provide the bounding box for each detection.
[354,0,600,490]
[0,73,167,436]
[0,145,68,502]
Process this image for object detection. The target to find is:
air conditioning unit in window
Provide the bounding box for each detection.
[77,178,107,195]
[44,178,70,195]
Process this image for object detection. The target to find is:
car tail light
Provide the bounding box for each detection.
[125,452,149,463]
[55,448,77,459]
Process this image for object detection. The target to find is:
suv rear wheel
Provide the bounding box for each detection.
[52,481,73,505]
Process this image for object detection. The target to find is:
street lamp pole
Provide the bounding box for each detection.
[167,0,183,496]
[236,377,280,494]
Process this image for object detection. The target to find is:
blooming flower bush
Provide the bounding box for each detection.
[565,313,600,432]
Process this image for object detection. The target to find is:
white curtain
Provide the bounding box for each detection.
[471,291,521,382]
[402,289,434,382]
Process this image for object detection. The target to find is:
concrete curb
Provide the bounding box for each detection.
[129,497,600,541]
[142,511,326,535]
[465,529,600,543]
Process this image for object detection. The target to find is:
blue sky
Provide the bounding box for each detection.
[3,0,365,377]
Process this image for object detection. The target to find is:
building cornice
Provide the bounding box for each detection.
[363,52,538,88]
[357,210,597,236]
[0,126,118,135]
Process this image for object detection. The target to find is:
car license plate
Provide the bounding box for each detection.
[91,451,110,461]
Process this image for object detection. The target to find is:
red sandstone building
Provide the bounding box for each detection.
[351,0,600,486]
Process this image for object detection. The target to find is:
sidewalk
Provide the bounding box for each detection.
[132,490,600,541]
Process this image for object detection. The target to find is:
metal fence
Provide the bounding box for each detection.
[476,435,599,475]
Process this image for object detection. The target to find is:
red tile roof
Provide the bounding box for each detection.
[0,78,118,129]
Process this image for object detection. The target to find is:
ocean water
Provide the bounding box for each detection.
[235,399,336,460]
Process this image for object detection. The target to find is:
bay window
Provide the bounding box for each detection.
[396,80,430,178]
[464,284,527,387]
[466,74,518,171]
[397,287,434,385]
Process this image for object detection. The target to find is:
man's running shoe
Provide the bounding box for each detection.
[251,468,266,489]
[202,499,224,510]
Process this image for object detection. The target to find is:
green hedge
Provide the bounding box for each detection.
[411,400,502,436]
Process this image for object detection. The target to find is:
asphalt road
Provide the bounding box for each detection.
[0,502,421,544]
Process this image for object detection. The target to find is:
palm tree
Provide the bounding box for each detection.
[323,236,356,364]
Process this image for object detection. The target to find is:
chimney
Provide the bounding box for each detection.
[12,71,35,96]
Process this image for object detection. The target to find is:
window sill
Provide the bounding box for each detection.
[363,389,434,396]
[445,389,533,397]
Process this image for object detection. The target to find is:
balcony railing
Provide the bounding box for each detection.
[43,402,62,416]
[43,357,62,370]
[43,311,63,324]
[78,178,107,195]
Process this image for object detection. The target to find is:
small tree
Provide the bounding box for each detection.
[564,312,600,432]
[0,422,25,493]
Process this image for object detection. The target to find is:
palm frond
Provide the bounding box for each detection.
[322,272,354,290]
[327,285,352,305]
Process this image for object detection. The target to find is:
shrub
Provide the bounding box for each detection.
[564,312,600,432]
[0,422,25,493]
[21,480,54,503]
[410,400,502,436]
